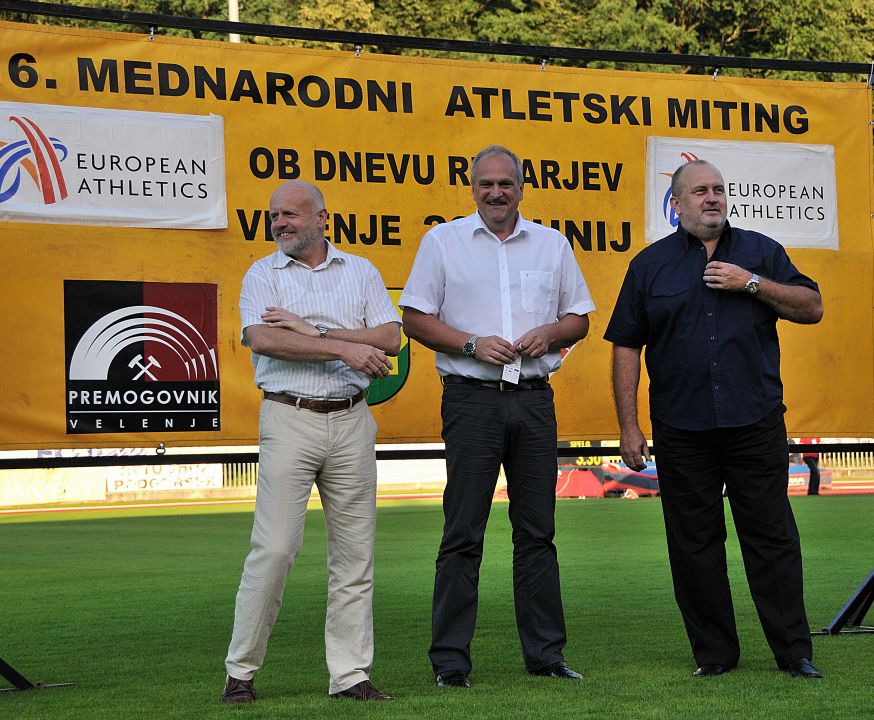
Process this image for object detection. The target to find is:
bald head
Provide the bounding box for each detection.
[270,180,326,214]
[670,160,722,198]
[668,160,727,241]
[269,180,328,261]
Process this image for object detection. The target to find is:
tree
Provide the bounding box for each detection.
[2,0,870,78]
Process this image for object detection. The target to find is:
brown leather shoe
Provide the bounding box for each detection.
[329,679,394,701]
[222,675,256,704]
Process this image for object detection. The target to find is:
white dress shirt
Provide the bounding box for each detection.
[400,212,595,380]
[240,242,401,398]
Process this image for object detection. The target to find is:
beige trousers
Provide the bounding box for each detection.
[225,398,378,694]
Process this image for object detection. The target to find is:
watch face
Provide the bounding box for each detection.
[463,339,476,357]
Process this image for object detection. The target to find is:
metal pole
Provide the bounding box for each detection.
[228,0,240,43]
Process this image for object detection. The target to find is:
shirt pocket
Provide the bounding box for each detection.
[650,279,691,298]
[520,270,554,313]
[646,278,693,330]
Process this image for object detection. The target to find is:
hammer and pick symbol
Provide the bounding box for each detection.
[129,353,162,380]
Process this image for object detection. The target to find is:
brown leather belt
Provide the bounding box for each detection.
[263,390,365,413]
[441,374,549,392]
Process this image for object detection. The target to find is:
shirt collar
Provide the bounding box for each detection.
[270,239,345,270]
[472,211,528,243]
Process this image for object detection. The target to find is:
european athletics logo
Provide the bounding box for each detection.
[660,151,700,228]
[0,115,68,205]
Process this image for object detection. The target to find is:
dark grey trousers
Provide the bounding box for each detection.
[429,381,567,677]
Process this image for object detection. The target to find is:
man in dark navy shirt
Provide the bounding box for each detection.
[605,160,824,680]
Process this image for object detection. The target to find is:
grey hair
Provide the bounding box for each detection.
[471,145,524,186]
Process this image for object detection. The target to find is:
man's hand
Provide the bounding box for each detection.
[703,261,751,291]
[703,262,823,322]
[339,343,394,378]
[261,306,319,336]
[514,327,551,358]
[475,335,518,365]
[619,426,651,472]
[611,345,649,471]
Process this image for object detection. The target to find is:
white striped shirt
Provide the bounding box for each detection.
[240,242,401,398]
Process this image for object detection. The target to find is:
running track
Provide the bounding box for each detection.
[1,480,871,517]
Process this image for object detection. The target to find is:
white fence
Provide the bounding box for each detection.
[820,451,874,477]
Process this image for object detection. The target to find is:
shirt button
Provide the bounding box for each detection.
[714,385,719,390]
[710,336,715,340]
[707,312,713,317]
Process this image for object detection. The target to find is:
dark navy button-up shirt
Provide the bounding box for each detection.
[604,223,819,431]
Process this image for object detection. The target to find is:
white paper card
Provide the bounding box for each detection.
[501,355,521,384]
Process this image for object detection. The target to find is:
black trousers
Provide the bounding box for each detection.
[652,406,812,667]
[429,382,567,676]
[804,457,821,495]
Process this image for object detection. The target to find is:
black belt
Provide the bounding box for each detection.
[263,390,365,413]
[442,374,549,392]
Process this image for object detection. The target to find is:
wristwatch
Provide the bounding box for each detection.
[744,273,760,295]
[315,323,329,339]
[462,335,478,358]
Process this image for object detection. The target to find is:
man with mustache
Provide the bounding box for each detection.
[223,180,400,703]
[400,145,595,688]
[605,160,824,679]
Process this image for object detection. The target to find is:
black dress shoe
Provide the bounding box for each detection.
[529,661,583,680]
[780,658,823,679]
[436,672,471,688]
[222,675,256,704]
[329,679,394,700]
[693,664,733,677]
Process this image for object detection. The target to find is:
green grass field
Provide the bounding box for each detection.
[1,496,873,719]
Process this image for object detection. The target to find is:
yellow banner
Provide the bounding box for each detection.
[0,21,871,449]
